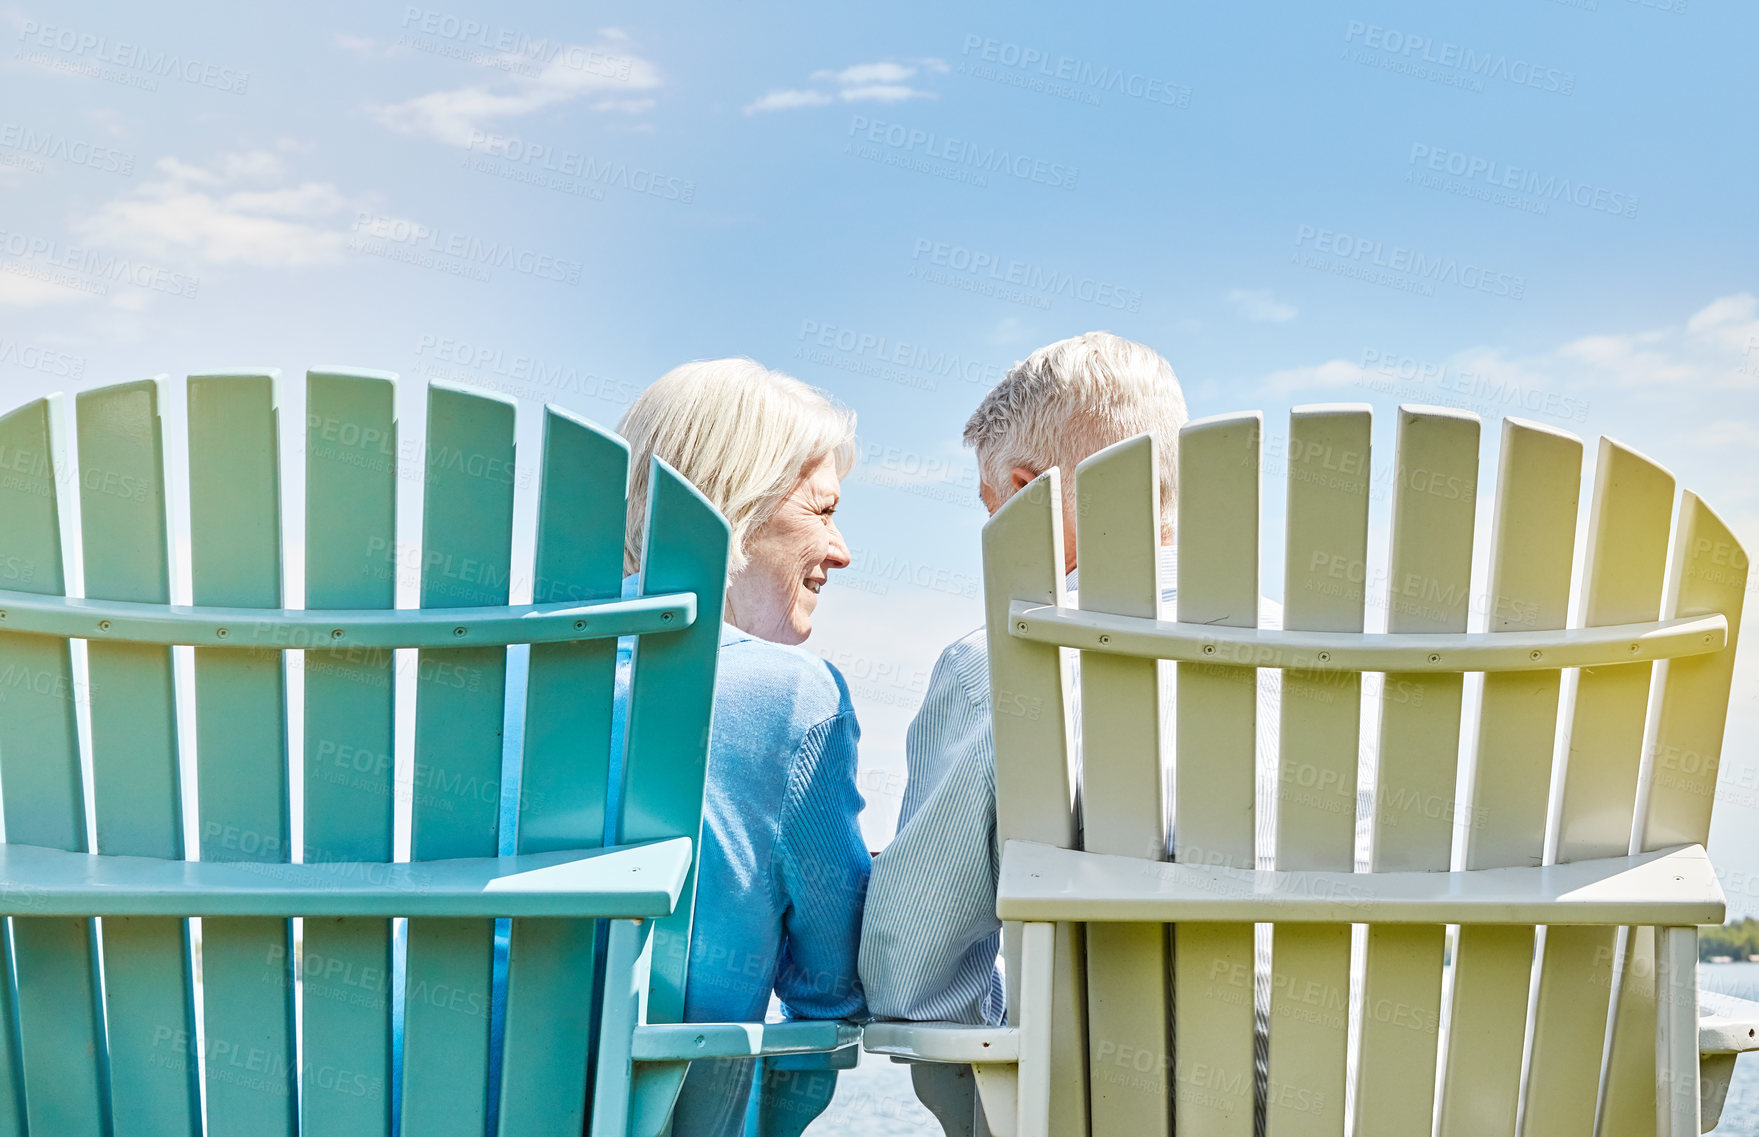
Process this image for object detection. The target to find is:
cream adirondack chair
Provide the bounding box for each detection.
[866,406,1758,1136]
[0,370,854,1137]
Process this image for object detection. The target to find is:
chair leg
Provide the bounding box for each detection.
[1655,926,1700,1137]
[911,1062,977,1137]
[1016,922,1055,1137]
[591,918,653,1137]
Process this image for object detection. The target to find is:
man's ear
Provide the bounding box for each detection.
[1009,465,1037,492]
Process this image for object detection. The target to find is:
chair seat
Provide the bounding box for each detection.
[633,1019,862,1061]
[1700,990,1759,1054]
[0,837,692,918]
[863,1021,1020,1063]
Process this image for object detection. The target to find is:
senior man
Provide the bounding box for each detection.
[859,331,1282,1134]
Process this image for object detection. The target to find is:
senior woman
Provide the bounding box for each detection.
[613,358,869,1137]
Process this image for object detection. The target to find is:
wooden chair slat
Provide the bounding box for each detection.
[186,372,298,1135]
[982,469,1090,1137]
[0,403,57,1137]
[1269,405,1372,1137]
[76,379,203,1136]
[1354,407,1479,1136]
[1639,492,1748,854]
[1598,924,1660,1137]
[498,408,628,1137]
[401,384,516,1137]
[0,396,104,1135]
[1523,439,1675,1137]
[618,459,733,1136]
[301,370,398,1137]
[1173,412,1261,1135]
[1600,494,1749,1133]
[1436,420,1581,1137]
[1073,436,1170,1136]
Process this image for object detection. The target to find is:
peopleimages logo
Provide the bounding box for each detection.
[958,35,1191,108]
[463,132,695,202]
[909,239,1143,311]
[16,20,250,94]
[847,116,1078,190]
[1293,225,1525,300]
[0,228,200,299]
[0,124,134,175]
[398,7,636,78]
[350,214,584,285]
[1408,144,1638,218]
[1343,21,1575,95]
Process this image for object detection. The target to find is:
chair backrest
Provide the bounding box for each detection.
[0,369,729,1137]
[981,406,1748,1137]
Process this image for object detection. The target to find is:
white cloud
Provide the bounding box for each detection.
[1687,420,1759,448]
[84,107,126,137]
[591,97,656,114]
[813,62,917,85]
[1685,292,1759,355]
[0,272,99,308]
[1260,293,1759,403]
[1226,288,1298,323]
[74,149,363,268]
[1259,359,1367,398]
[989,315,1031,346]
[1554,333,1696,386]
[743,89,834,114]
[838,84,931,104]
[743,58,942,114]
[333,33,379,58]
[367,31,661,145]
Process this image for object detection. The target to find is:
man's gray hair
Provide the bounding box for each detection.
[963,331,1187,520]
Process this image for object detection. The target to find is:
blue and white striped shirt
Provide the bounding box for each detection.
[860,549,1283,1026]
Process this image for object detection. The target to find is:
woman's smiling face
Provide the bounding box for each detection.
[725,455,850,644]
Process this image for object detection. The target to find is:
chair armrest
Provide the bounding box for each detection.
[1701,991,1759,1055]
[631,1020,861,1061]
[0,838,692,919]
[862,1022,1020,1064]
[997,841,1725,927]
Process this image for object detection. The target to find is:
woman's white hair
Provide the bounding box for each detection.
[618,358,856,574]
[963,331,1187,523]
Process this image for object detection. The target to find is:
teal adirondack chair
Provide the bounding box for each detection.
[0,369,856,1137]
[868,408,1759,1136]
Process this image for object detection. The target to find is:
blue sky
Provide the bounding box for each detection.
[3,1,1757,906]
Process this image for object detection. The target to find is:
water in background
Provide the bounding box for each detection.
[806,1052,942,1135]
[804,963,1759,1135]
[1704,962,1759,1136]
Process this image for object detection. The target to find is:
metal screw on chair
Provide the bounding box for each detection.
[98,620,111,631]
[574,620,586,631]
[662,611,674,622]
[694,1035,706,1048]
[1428,653,1441,664]
[216,628,229,638]
[0,610,7,620]
[1203,644,1216,655]
[1529,649,1543,661]
[1099,635,1111,645]
[1017,622,1028,632]
[453,626,466,637]
[1317,651,1331,663]
[1630,643,1641,653]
